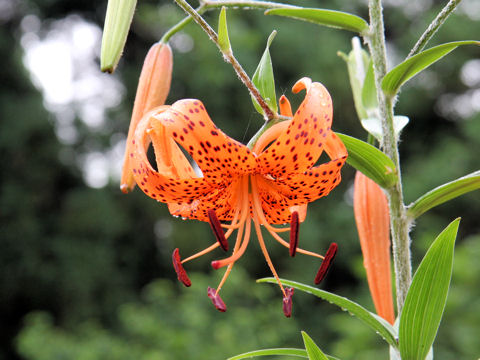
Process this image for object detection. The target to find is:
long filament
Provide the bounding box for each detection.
[181,181,242,264]
[251,177,324,260]
[211,177,251,269]
[252,210,286,297]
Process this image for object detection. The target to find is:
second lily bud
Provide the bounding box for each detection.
[354,171,395,324]
[121,42,173,193]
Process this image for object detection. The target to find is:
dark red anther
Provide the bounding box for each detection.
[314,242,338,285]
[207,286,227,312]
[207,209,228,251]
[289,211,299,257]
[282,287,295,318]
[172,248,191,287]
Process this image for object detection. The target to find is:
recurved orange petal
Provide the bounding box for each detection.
[257,78,332,178]
[130,111,215,206]
[152,99,257,184]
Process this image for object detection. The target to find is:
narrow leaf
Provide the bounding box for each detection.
[258,278,398,348]
[407,171,480,219]
[227,348,308,359]
[218,7,231,52]
[336,133,397,188]
[251,31,278,115]
[101,0,137,73]
[382,41,480,97]
[302,332,329,360]
[265,8,369,34]
[399,218,460,360]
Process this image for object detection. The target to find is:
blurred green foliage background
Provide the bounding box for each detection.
[1,0,479,359]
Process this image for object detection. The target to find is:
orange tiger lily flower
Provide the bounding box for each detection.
[128,77,347,316]
[354,171,395,324]
[121,42,173,193]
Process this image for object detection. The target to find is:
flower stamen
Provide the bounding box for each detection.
[181,243,220,264]
[282,287,294,317]
[208,209,228,251]
[253,211,286,297]
[289,211,299,257]
[250,183,325,260]
[172,248,191,287]
[314,242,338,284]
[207,286,227,312]
[211,220,251,269]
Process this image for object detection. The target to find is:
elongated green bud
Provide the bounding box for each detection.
[218,7,231,52]
[101,0,137,73]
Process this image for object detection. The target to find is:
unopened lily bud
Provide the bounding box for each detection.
[120,42,173,193]
[353,171,395,324]
[101,0,138,73]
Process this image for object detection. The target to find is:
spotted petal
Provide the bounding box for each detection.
[154,99,257,184]
[257,78,332,178]
[277,131,348,203]
[131,99,256,221]
[130,111,216,205]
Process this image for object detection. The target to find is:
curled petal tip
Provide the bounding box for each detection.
[120,183,130,194]
[314,242,338,285]
[172,248,192,287]
[279,95,293,117]
[282,287,294,318]
[207,287,227,312]
[292,77,312,94]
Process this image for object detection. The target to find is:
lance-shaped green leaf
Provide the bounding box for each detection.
[258,278,398,348]
[407,171,480,219]
[227,348,308,359]
[218,7,231,52]
[101,0,137,73]
[336,133,397,188]
[302,332,329,360]
[228,347,340,360]
[399,218,460,360]
[382,41,480,97]
[265,8,369,34]
[251,31,278,115]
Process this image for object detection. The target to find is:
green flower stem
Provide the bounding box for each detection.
[366,0,412,314]
[162,0,294,44]
[172,0,276,120]
[160,5,207,43]
[246,114,290,149]
[407,0,462,58]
